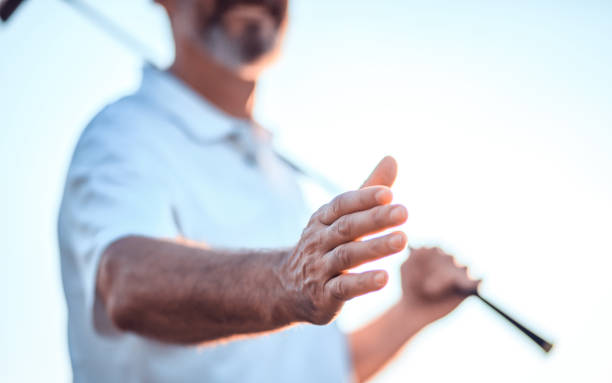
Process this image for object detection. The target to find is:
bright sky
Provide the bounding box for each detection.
[1,1,611,382]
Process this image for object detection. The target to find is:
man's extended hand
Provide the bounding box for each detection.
[280,158,408,325]
[400,247,481,324]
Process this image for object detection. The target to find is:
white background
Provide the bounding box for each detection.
[1,1,611,382]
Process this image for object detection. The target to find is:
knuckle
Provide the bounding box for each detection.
[310,231,323,250]
[299,228,321,254]
[376,237,389,254]
[334,245,351,270]
[359,188,371,205]
[375,205,392,225]
[334,217,352,238]
[300,225,313,239]
[330,197,343,219]
[310,206,325,225]
[371,206,385,224]
[330,280,347,301]
[367,238,383,256]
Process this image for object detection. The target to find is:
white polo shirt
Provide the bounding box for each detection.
[58,65,352,383]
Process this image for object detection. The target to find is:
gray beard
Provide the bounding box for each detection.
[203,25,276,70]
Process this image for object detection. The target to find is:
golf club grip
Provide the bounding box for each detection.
[474,291,554,353]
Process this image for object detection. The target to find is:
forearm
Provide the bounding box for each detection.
[97,236,298,344]
[95,184,408,346]
[348,301,431,383]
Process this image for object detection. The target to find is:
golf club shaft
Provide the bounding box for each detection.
[473,291,553,353]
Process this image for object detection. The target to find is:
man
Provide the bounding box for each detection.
[58,0,480,382]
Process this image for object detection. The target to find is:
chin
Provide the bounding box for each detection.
[234,53,278,80]
[199,1,287,78]
[203,24,283,79]
[226,47,281,81]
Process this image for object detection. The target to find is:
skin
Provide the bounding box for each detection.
[164,0,288,118]
[99,169,408,342]
[98,1,481,382]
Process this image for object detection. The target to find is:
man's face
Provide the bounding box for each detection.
[174,0,289,77]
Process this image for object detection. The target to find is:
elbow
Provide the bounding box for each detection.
[97,238,139,332]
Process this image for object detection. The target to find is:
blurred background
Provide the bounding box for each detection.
[1,0,611,382]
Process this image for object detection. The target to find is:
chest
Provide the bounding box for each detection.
[168,142,310,249]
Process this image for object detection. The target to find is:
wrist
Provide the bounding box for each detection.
[398,297,437,330]
[371,300,431,346]
[272,247,309,324]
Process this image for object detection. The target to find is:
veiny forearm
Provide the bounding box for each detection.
[348,301,430,383]
[97,236,297,344]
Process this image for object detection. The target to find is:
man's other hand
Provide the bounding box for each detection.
[400,247,481,324]
[280,157,407,325]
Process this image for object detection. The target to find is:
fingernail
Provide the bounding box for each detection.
[375,189,391,204]
[374,272,387,286]
[390,233,404,250]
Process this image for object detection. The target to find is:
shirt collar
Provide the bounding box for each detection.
[139,64,246,143]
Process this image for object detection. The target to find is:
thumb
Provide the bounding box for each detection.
[360,156,398,189]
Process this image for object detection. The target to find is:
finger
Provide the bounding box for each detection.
[453,266,481,293]
[409,246,440,258]
[325,204,408,248]
[360,156,398,188]
[326,270,388,301]
[433,247,447,256]
[325,231,407,274]
[427,248,456,272]
[318,186,393,226]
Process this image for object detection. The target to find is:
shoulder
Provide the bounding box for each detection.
[71,92,176,170]
[82,92,166,146]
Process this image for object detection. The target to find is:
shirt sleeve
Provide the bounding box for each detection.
[58,108,179,331]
